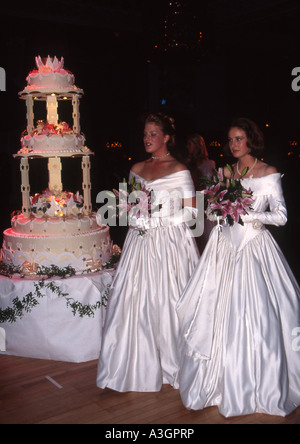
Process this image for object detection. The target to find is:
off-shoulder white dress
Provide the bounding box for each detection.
[97,170,200,392]
[177,173,300,417]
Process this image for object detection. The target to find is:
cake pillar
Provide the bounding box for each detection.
[47,94,59,125]
[48,157,63,194]
[26,95,34,134]
[72,95,80,134]
[82,156,92,215]
[20,158,31,217]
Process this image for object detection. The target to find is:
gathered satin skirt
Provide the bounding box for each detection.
[97,223,200,392]
[177,226,300,417]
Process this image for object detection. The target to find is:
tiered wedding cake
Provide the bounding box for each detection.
[1,56,112,273]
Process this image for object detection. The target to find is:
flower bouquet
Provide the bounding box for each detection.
[106,176,162,236]
[202,165,253,229]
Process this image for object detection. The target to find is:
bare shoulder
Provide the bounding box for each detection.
[131,161,146,175]
[171,159,189,173]
[265,165,278,175]
[257,161,278,177]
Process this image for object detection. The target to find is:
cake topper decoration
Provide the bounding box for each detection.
[35,55,65,73]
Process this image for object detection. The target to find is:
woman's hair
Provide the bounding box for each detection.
[224,117,265,157]
[144,112,176,151]
[186,133,209,160]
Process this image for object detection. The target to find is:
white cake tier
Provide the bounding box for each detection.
[20,133,86,154]
[26,71,75,90]
[19,88,84,99]
[12,213,99,235]
[2,224,112,272]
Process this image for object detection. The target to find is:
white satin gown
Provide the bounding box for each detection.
[177,173,300,417]
[97,170,200,392]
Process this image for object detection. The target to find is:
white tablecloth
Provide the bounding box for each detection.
[0,271,114,362]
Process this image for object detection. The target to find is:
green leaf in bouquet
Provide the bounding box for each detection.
[226,164,233,175]
[240,166,249,177]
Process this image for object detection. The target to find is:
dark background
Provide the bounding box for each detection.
[0,0,299,279]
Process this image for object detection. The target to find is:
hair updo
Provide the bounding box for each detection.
[144,112,176,151]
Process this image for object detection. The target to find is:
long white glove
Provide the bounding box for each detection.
[242,177,287,228]
[129,206,198,231]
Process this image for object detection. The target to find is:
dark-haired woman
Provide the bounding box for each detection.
[185,133,216,253]
[185,133,215,190]
[97,113,200,392]
[177,118,300,417]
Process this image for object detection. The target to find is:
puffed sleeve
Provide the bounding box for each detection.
[242,174,287,227]
[173,169,196,199]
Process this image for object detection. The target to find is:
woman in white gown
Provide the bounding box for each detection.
[97,113,200,392]
[177,118,300,417]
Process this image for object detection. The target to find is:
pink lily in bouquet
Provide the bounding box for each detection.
[132,188,154,219]
[202,165,253,228]
[107,176,162,235]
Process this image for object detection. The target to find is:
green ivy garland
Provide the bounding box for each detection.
[0,262,116,324]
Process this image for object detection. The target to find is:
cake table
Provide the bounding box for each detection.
[0,270,114,362]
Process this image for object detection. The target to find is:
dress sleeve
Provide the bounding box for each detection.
[242,174,287,227]
[177,170,196,199]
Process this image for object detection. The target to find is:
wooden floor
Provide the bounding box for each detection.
[0,355,299,425]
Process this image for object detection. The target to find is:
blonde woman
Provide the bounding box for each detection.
[97,113,200,392]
